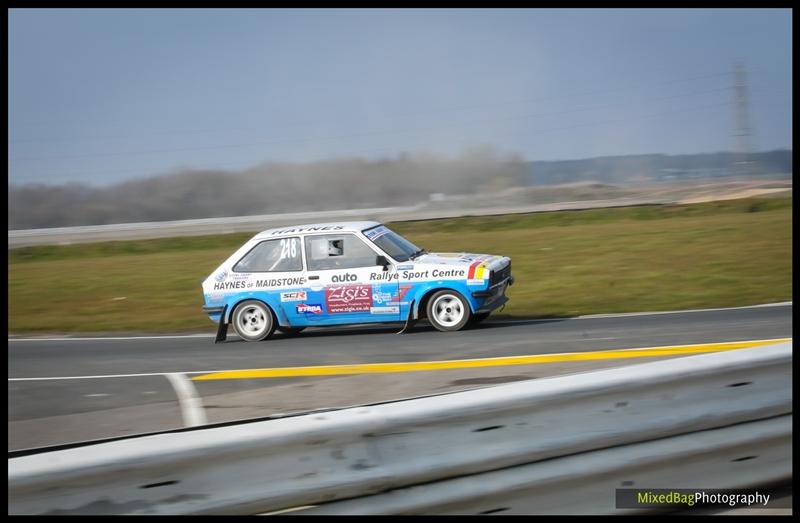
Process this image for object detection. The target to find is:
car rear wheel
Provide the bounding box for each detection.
[232,300,275,342]
[427,290,471,332]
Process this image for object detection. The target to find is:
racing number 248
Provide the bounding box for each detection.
[280,238,298,259]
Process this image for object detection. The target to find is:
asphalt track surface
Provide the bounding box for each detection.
[8,303,792,452]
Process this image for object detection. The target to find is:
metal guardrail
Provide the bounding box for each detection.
[7,197,675,248]
[8,342,792,515]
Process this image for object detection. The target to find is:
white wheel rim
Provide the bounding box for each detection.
[432,295,464,327]
[237,305,268,337]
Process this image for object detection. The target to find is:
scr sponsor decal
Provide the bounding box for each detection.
[326,285,373,313]
[296,303,324,314]
[281,291,307,302]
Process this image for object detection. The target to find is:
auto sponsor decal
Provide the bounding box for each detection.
[326,285,373,313]
[331,273,358,283]
[281,291,307,302]
[364,226,390,241]
[296,303,324,314]
[370,306,399,314]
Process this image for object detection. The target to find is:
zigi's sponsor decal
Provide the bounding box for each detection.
[271,225,344,236]
[296,303,324,314]
[370,306,399,314]
[281,291,307,302]
[326,285,373,313]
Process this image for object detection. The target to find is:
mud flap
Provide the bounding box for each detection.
[397,299,417,334]
[214,305,229,343]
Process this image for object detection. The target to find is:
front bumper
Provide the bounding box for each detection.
[472,275,513,312]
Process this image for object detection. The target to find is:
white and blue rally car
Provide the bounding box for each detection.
[202,222,513,342]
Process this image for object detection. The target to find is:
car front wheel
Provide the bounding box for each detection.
[427,290,471,332]
[232,300,275,342]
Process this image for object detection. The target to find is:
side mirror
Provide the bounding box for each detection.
[376,255,390,271]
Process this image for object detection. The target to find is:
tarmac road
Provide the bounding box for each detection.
[8,302,792,452]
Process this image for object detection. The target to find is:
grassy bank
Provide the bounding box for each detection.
[8,197,792,333]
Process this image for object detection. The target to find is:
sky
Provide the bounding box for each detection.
[8,8,793,186]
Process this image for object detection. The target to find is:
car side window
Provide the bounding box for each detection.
[305,234,378,271]
[233,237,302,272]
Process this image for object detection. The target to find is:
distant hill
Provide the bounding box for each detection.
[525,150,792,185]
[7,149,792,229]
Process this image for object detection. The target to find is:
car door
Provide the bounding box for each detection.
[302,232,400,324]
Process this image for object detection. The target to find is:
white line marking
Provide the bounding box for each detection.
[7,337,791,382]
[84,393,111,398]
[7,302,791,342]
[165,373,207,428]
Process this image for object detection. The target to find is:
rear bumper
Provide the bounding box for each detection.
[202,305,226,314]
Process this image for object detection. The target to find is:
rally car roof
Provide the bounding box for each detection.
[254,221,383,239]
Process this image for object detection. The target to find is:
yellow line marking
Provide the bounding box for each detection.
[191,338,790,381]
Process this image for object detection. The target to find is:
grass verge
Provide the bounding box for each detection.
[8,197,792,334]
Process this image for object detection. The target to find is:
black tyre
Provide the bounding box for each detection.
[426,290,472,332]
[231,300,276,342]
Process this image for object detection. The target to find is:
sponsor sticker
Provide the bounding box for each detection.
[214,270,228,282]
[397,264,413,270]
[372,291,394,305]
[281,291,307,302]
[326,285,373,313]
[364,226,390,241]
[370,306,400,314]
[296,303,324,314]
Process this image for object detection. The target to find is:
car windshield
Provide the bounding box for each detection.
[362,225,422,262]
